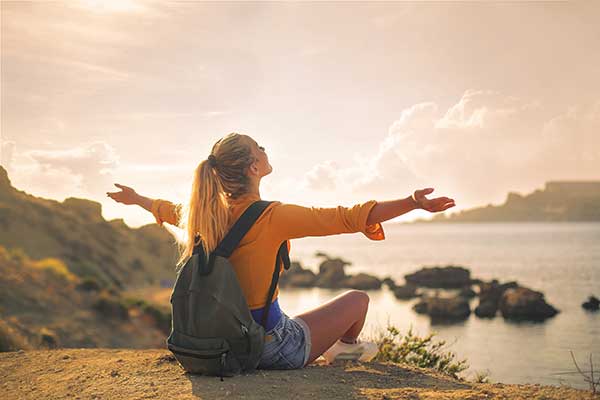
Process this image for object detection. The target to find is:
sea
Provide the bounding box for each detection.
[276,222,600,389]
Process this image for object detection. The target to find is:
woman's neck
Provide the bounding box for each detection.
[246,177,261,198]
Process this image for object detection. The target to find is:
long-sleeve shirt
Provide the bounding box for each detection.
[151,193,386,310]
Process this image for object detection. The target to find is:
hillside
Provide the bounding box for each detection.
[0,349,593,400]
[412,181,600,223]
[0,245,169,351]
[0,166,178,289]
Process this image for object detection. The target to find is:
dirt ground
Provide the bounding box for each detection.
[1,349,595,400]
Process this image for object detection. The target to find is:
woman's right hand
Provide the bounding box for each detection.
[107,183,139,205]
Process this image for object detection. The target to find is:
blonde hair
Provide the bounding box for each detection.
[176,132,256,267]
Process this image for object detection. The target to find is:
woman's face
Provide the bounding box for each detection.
[246,136,272,178]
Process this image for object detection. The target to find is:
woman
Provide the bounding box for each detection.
[107,132,455,369]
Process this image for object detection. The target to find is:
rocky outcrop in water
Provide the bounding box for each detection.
[404,266,471,288]
[341,273,382,290]
[474,280,519,318]
[582,295,599,311]
[392,283,419,300]
[499,287,559,321]
[279,254,382,290]
[413,295,471,321]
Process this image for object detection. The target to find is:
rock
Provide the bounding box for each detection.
[382,277,397,290]
[458,286,477,298]
[341,273,382,290]
[412,295,471,320]
[474,280,519,319]
[315,258,350,288]
[474,301,498,318]
[499,287,559,321]
[279,262,318,288]
[412,299,429,314]
[393,284,418,300]
[404,266,471,288]
[286,271,318,288]
[582,295,599,311]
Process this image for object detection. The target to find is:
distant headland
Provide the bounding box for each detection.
[408,181,600,223]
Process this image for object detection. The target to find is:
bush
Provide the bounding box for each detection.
[92,293,129,320]
[122,297,171,334]
[373,325,469,379]
[76,276,102,291]
[30,257,78,282]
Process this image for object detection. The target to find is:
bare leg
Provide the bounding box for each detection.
[294,290,369,365]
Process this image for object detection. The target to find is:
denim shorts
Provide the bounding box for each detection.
[257,312,311,370]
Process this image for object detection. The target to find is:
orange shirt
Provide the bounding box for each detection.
[151,193,386,309]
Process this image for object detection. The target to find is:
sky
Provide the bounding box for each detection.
[1,1,599,227]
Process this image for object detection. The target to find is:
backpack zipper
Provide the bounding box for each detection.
[170,348,227,360]
[241,324,251,353]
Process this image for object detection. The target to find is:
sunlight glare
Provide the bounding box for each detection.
[78,0,145,13]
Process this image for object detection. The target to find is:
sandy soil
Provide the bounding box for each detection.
[1,349,596,400]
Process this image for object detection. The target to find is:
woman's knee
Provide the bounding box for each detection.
[344,289,370,311]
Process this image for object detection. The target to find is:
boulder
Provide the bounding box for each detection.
[341,273,382,290]
[286,272,318,288]
[412,295,471,320]
[393,284,418,300]
[499,287,559,321]
[279,262,317,288]
[474,280,519,319]
[315,258,350,288]
[404,266,471,288]
[458,286,477,298]
[582,295,599,311]
[474,301,498,318]
[382,277,397,290]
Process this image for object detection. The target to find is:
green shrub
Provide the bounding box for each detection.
[121,297,171,334]
[76,276,102,291]
[92,293,129,320]
[373,325,469,379]
[30,257,78,282]
[472,369,491,383]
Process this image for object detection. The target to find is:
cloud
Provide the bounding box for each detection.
[302,91,600,211]
[0,141,16,172]
[303,161,339,191]
[372,91,598,207]
[11,141,121,200]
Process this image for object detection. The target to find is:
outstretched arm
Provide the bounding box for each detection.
[106,183,182,227]
[366,188,455,225]
[270,200,385,241]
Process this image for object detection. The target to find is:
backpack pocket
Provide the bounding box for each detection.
[167,332,241,376]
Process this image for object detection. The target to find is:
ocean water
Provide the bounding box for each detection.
[277,222,600,389]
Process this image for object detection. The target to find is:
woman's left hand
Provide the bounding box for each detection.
[412,188,456,213]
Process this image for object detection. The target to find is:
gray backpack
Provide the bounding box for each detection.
[166,200,290,380]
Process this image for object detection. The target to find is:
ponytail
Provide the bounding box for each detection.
[175,133,255,268]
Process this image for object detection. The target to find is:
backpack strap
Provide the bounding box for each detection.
[261,240,290,328]
[212,200,273,258]
[192,198,291,329]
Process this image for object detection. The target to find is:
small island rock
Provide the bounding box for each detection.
[582,295,599,311]
[499,287,559,321]
[405,266,471,288]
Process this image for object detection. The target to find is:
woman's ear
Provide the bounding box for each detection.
[249,161,259,176]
